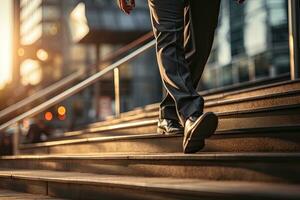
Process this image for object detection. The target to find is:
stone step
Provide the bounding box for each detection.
[51,103,300,141]
[19,126,300,155]
[1,153,300,183]
[90,80,300,127]
[204,90,300,114]
[46,119,158,141]
[103,80,300,121]
[202,79,300,102]
[0,170,299,200]
[49,91,300,142]
[0,188,66,199]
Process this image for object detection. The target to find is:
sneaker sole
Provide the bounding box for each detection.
[183,112,218,154]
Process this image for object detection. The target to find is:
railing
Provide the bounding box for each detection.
[0,70,84,123]
[0,28,295,132]
[0,34,156,132]
[288,0,300,79]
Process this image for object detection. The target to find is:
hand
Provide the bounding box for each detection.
[118,0,135,15]
[236,0,246,4]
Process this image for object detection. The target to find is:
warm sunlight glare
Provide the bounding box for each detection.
[0,0,12,90]
[20,59,42,85]
[36,49,49,61]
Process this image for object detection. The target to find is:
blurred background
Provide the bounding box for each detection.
[0,0,295,154]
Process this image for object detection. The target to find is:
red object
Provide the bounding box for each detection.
[44,112,53,121]
[118,0,135,14]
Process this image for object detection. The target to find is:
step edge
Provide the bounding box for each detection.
[205,89,300,108]
[200,79,300,98]
[19,133,169,149]
[0,170,300,199]
[84,88,300,129]
[61,103,300,139]
[63,119,158,138]
[19,124,300,150]
[2,152,300,161]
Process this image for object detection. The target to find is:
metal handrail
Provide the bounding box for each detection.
[288,0,300,79]
[0,32,154,124]
[100,32,154,65]
[0,70,84,122]
[0,39,156,131]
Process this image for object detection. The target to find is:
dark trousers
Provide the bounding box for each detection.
[148,0,221,125]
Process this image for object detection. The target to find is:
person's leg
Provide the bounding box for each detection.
[158,1,194,124]
[184,0,221,88]
[181,0,221,153]
[160,0,220,123]
[148,0,204,126]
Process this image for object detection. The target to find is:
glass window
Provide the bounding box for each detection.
[20,0,42,21]
[21,7,42,36]
[201,0,290,90]
[21,24,42,45]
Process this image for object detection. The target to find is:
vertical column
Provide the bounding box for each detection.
[12,0,20,87]
[114,68,120,117]
[94,44,100,120]
[12,122,20,155]
[288,0,300,79]
[11,0,21,155]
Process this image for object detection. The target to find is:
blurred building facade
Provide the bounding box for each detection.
[20,0,65,86]
[201,0,290,90]
[18,0,85,130]
[17,0,161,131]
[68,0,161,120]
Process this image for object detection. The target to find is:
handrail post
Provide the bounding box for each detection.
[288,0,300,80]
[114,68,121,117]
[95,44,101,120]
[12,122,20,155]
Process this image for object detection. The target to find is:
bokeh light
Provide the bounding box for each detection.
[57,106,66,116]
[36,49,49,61]
[44,112,53,121]
[20,59,42,85]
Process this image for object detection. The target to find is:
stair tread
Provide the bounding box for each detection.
[83,85,300,130]
[110,79,300,115]
[0,188,66,199]
[19,124,300,149]
[58,103,300,142]
[40,86,300,143]
[0,169,299,199]
[199,78,298,97]
[20,133,165,148]
[2,152,300,160]
[64,119,157,138]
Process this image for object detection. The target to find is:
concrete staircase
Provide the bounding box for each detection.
[0,188,66,199]
[0,80,300,199]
